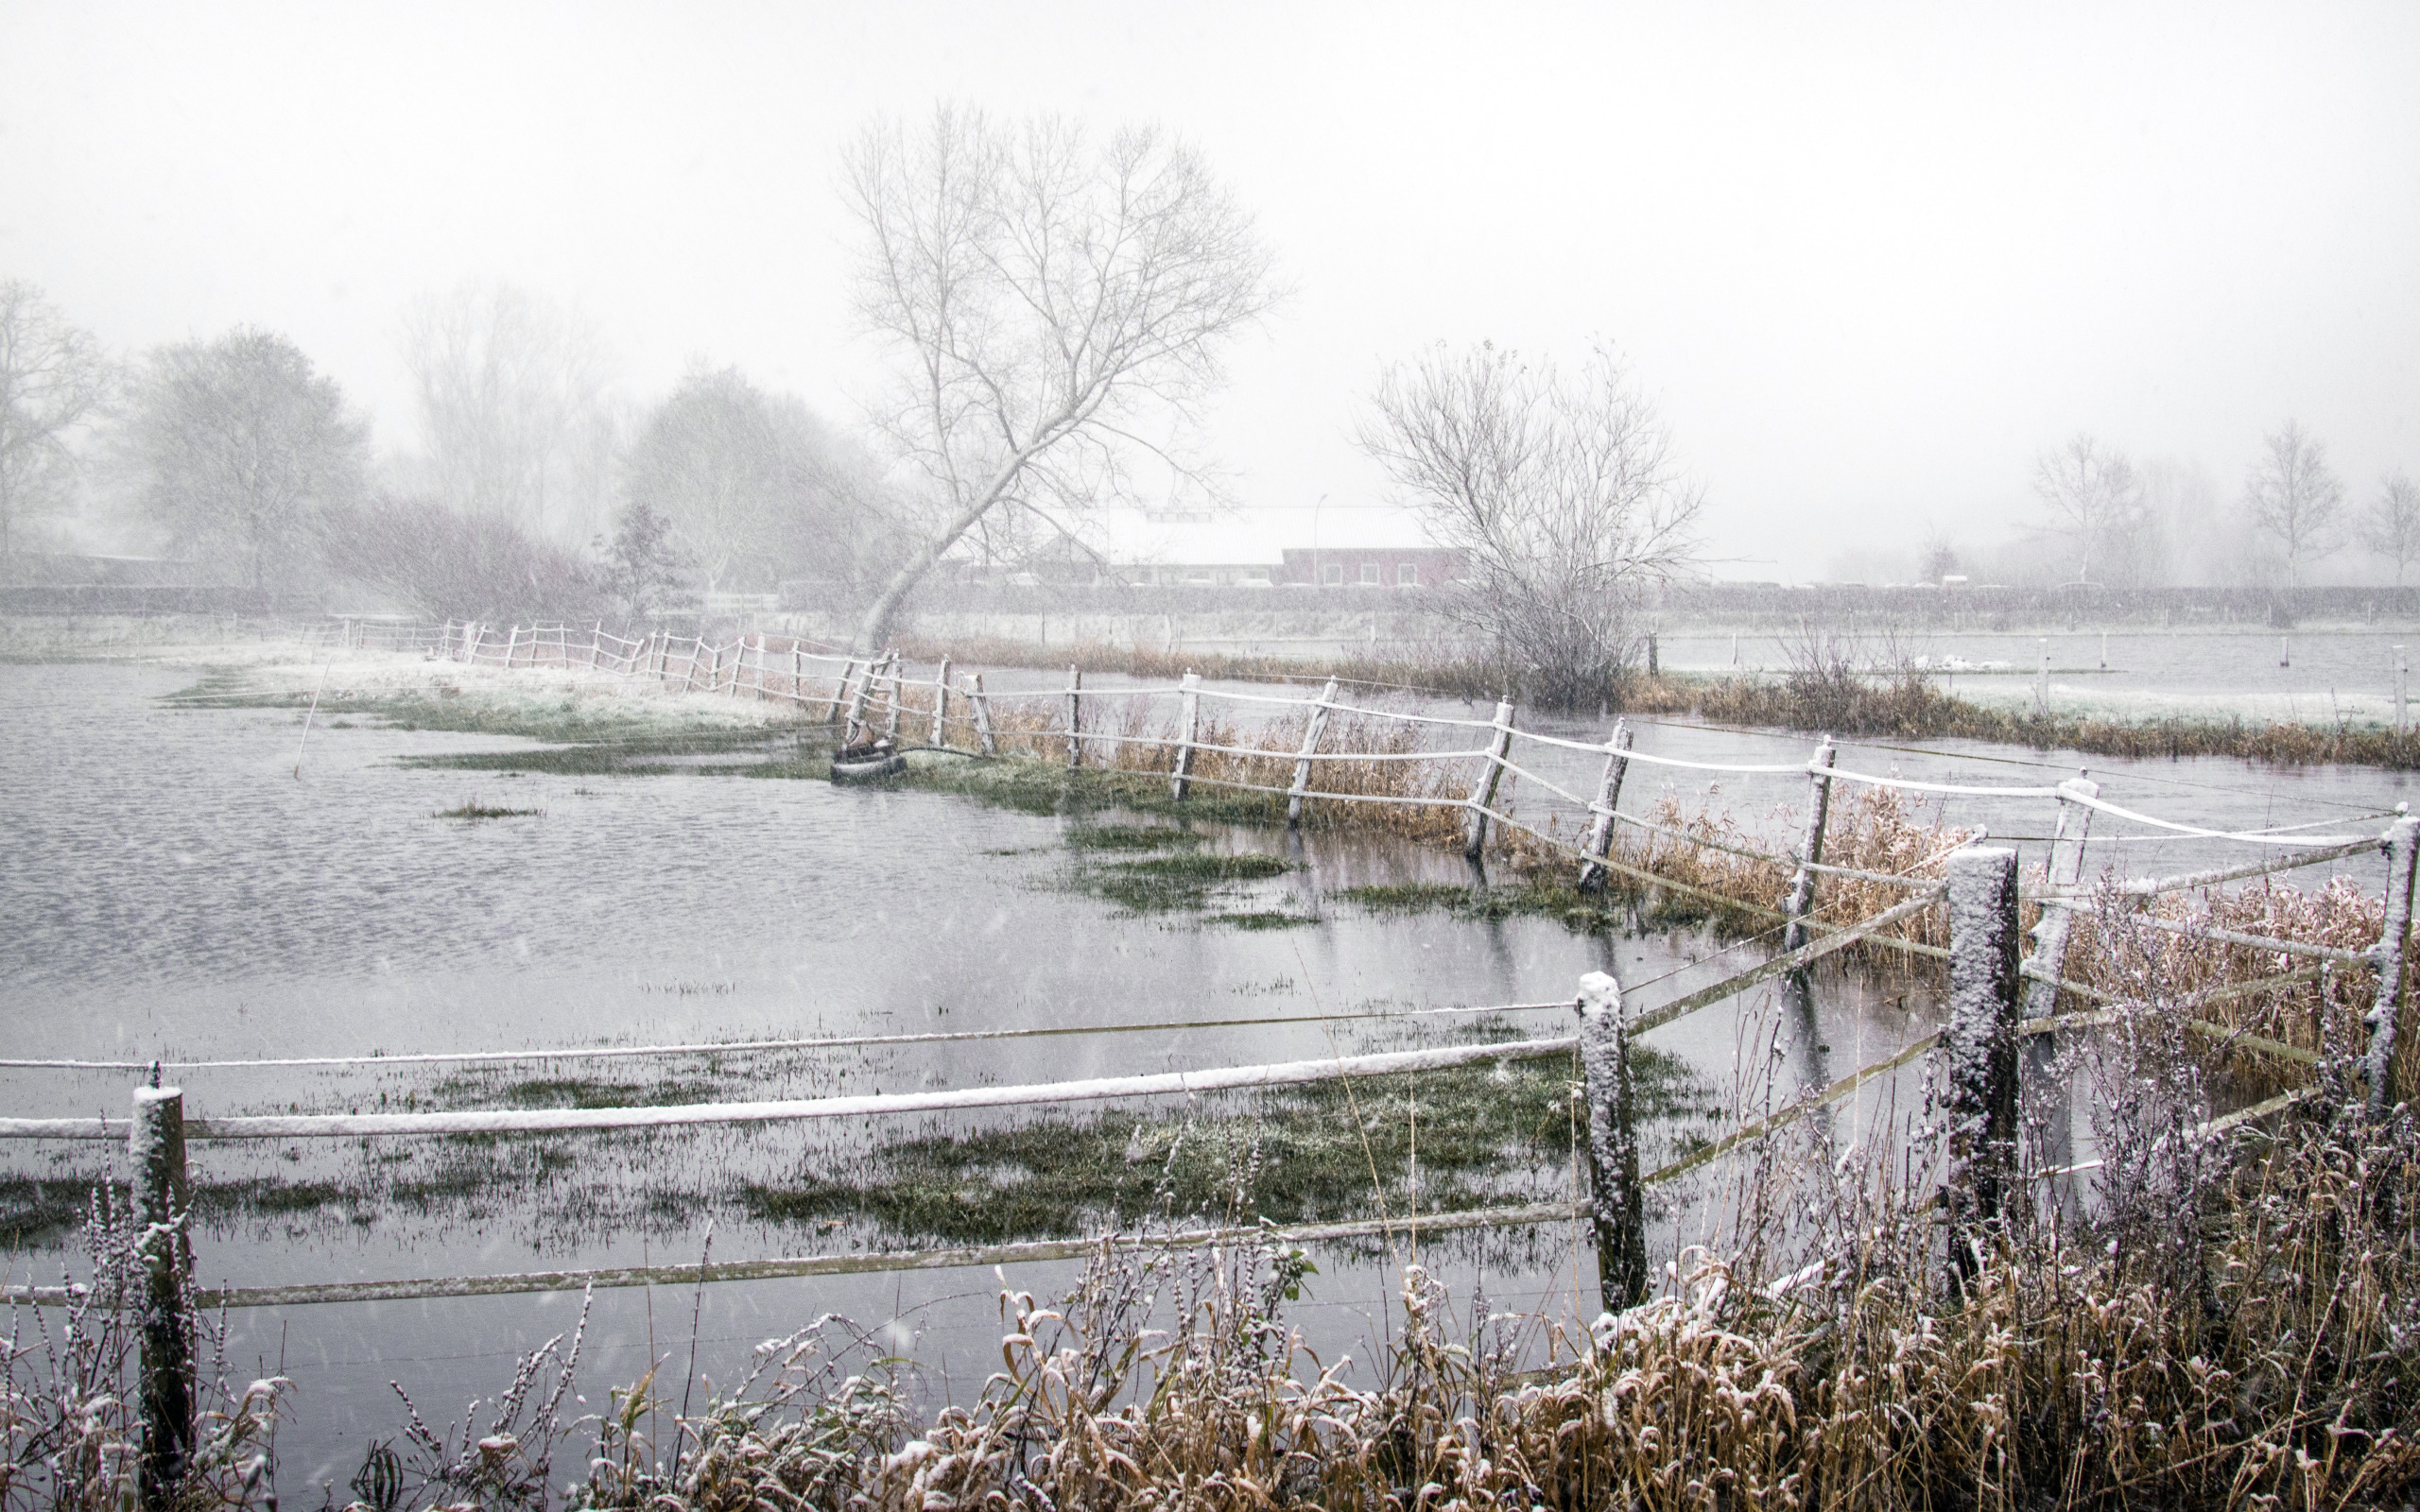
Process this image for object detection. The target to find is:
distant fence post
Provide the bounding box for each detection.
[2365,816,2420,1116]
[966,672,997,756]
[1171,671,1201,799]
[933,657,952,746]
[590,622,602,669]
[132,1084,192,1510]
[1944,846,2022,1292]
[2381,643,2400,740]
[829,658,858,728]
[1782,736,1837,953]
[1287,677,1340,827]
[1576,718,1634,892]
[1577,971,1647,1313]
[1462,698,1515,861]
[1065,665,1083,769]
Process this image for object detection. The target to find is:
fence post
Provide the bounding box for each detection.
[1944,846,2022,1292]
[1462,698,1515,861]
[1576,718,1634,892]
[881,655,905,740]
[1170,671,1201,799]
[1287,677,1340,827]
[1782,736,1838,953]
[966,672,997,755]
[841,660,873,740]
[132,1084,192,1508]
[1065,665,1083,768]
[1577,971,1647,1313]
[2398,645,2409,739]
[2020,777,2098,1209]
[2365,816,2420,1116]
[590,622,602,669]
[934,657,952,746]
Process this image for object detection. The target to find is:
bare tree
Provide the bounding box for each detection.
[0,281,112,561]
[2360,470,2420,587]
[2027,433,2144,585]
[840,105,1278,650]
[1356,341,1703,708]
[116,327,370,591]
[2243,420,2345,587]
[621,363,893,601]
[399,281,616,542]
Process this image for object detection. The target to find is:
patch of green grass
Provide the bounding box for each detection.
[1064,822,1207,850]
[740,1032,1712,1247]
[435,801,542,819]
[494,1077,723,1110]
[1339,880,1634,934]
[0,1176,119,1247]
[896,759,1294,825]
[1209,911,1319,930]
[1082,850,1295,913]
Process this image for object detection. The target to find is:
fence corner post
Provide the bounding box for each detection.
[131,1084,193,1509]
[1171,670,1201,799]
[966,672,997,756]
[1944,845,2022,1292]
[1577,718,1634,892]
[934,657,952,746]
[2365,816,2420,1115]
[1781,736,1837,953]
[1287,677,1340,828]
[1463,698,1516,862]
[1577,971,1647,1313]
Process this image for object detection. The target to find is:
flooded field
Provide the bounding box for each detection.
[4,647,2413,1491]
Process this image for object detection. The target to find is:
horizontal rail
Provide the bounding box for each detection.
[2128,916,2377,967]
[1648,1030,1943,1186]
[0,1037,1580,1143]
[4,1202,1580,1310]
[1632,887,1946,1037]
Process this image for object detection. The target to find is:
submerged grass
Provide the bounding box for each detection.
[740,1034,1706,1249]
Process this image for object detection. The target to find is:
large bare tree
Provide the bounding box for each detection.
[117,327,369,591]
[1357,342,1703,709]
[0,280,112,561]
[400,281,616,543]
[2028,433,2145,585]
[2243,421,2345,587]
[2360,470,2420,587]
[839,106,1278,650]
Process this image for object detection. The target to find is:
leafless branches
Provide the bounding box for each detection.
[2028,432,2145,585]
[840,105,1279,649]
[2244,419,2346,587]
[0,281,112,560]
[2360,469,2420,586]
[115,327,370,591]
[1356,341,1703,708]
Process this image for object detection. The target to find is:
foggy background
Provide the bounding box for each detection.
[3,0,2416,585]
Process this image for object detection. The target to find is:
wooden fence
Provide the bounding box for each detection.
[9,616,2418,1507]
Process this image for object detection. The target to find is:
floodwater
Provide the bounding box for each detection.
[3,651,2413,1494]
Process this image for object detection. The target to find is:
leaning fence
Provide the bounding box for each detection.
[8,615,2419,1508]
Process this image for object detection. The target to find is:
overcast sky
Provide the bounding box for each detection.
[4,1,2414,578]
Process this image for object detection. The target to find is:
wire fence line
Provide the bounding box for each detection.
[9,618,2411,1385]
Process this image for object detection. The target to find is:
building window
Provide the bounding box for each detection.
[1397,563,1419,586]
[1360,562,1380,585]
[1322,564,1343,586]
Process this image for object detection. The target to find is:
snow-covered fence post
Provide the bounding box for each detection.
[881,655,905,740]
[1287,678,1340,828]
[1170,671,1202,800]
[1576,718,1634,892]
[1462,698,1515,861]
[132,1084,193,1508]
[589,623,602,669]
[840,661,872,740]
[1782,736,1838,953]
[1577,971,1647,1312]
[2364,816,2420,1116]
[2035,641,2049,717]
[1944,846,2022,1292]
[1065,665,1084,769]
[2020,777,2098,1208]
[505,625,522,668]
[933,657,952,746]
[965,672,997,756]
